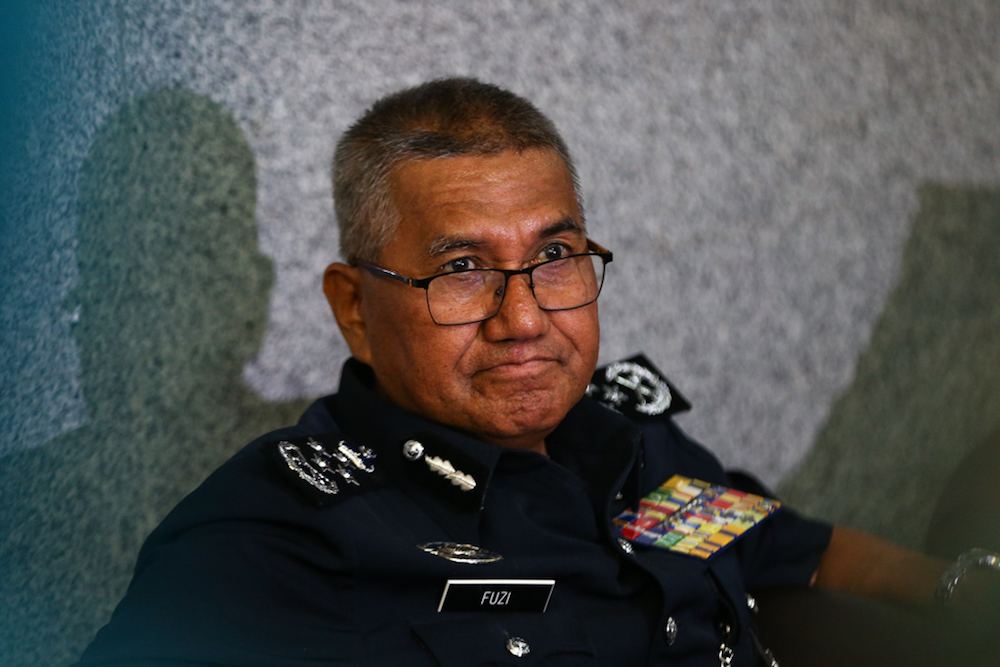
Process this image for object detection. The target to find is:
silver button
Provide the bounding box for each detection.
[506,636,530,657]
[617,537,634,555]
[746,593,758,613]
[402,439,425,461]
[664,616,678,645]
[614,491,624,501]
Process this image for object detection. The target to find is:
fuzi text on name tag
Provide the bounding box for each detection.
[437,579,555,613]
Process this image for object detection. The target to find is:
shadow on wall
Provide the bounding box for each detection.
[780,185,1000,552]
[0,88,311,667]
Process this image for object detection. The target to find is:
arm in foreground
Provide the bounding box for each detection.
[813,525,949,608]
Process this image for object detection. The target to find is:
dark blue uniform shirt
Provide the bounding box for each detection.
[77,358,831,666]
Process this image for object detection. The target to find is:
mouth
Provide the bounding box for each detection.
[480,357,560,379]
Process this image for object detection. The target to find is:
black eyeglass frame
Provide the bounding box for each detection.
[357,238,613,325]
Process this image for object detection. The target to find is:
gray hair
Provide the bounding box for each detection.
[333,77,581,265]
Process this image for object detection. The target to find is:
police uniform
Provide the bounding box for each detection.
[77,356,831,666]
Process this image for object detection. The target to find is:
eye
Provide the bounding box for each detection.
[537,242,573,262]
[440,256,479,273]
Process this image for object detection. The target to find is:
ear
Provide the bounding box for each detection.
[323,263,373,366]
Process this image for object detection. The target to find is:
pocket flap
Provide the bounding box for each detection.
[409,614,595,666]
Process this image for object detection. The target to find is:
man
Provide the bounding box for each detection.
[77,78,989,666]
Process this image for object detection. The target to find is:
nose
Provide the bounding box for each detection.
[481,273,550,341]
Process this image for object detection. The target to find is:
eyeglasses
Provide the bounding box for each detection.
[358,239,613,325]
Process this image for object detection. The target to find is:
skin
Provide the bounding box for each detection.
[816,526,948,607]
[324,148,599,455]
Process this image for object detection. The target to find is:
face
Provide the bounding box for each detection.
[325,149,600,454]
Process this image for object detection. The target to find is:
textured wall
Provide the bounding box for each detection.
[1,85,309,666]
[1,1,999,665]
[780,186,1000,548]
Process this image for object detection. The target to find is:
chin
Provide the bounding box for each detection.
[490,395,570,436]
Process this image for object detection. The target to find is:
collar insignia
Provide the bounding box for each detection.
[400,433,489,510]
[588,353,691,420]
[418,541,503,564]
[424,454,477,492]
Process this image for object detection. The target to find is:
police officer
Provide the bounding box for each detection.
[76,78,994,666]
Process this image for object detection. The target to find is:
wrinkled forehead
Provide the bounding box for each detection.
[383,149,584,263]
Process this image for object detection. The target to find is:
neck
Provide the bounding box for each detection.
[477,430,550,457]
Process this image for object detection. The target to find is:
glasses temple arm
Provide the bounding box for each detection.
[358,263,418,287]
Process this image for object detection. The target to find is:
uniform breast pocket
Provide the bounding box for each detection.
[409,613,596,666]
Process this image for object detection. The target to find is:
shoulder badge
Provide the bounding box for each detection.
[264,434,379,506]
[587,353,691,421]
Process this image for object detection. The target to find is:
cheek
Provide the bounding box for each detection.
[371,311,479,384]
[417,325,480,374]
[552,306,601,359]
[360,291,422,365]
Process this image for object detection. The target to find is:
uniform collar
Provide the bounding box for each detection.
[547,397,645,517]
[322,360,499,542]
[322,358,644,541]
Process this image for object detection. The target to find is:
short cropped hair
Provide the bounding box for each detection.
[333,77,581,265]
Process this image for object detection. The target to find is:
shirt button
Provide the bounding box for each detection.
[617,538,634,555]
[664,616,678,646]
[614,491,624,501]
[746,593,758,614]
[506,636,530,657]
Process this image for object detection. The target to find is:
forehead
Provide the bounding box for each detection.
[385,149,582,261]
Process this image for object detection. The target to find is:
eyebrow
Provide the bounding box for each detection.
[425,217,584,259]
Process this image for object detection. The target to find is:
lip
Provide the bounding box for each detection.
[480,358,558,379]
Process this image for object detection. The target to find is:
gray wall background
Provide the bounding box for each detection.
[1,1,999,665]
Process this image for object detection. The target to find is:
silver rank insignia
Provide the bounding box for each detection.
[604,361,671,415]
[424,454,477,492]
[399,433,489,509]
[587,353,691,421]
[273,435,376,503]
[418,541,503,564]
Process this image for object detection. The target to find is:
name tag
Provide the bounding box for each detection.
[437,579,555,613]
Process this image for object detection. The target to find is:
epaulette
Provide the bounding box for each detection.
[586,353,691,421]
[263,433,380,506]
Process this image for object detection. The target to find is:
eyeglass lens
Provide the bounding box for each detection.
[426,254,606,325]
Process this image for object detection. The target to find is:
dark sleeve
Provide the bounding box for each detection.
[77,524,364,667]
[74,446,367,667]
[728,478,833,590]
[640,419,833,590]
